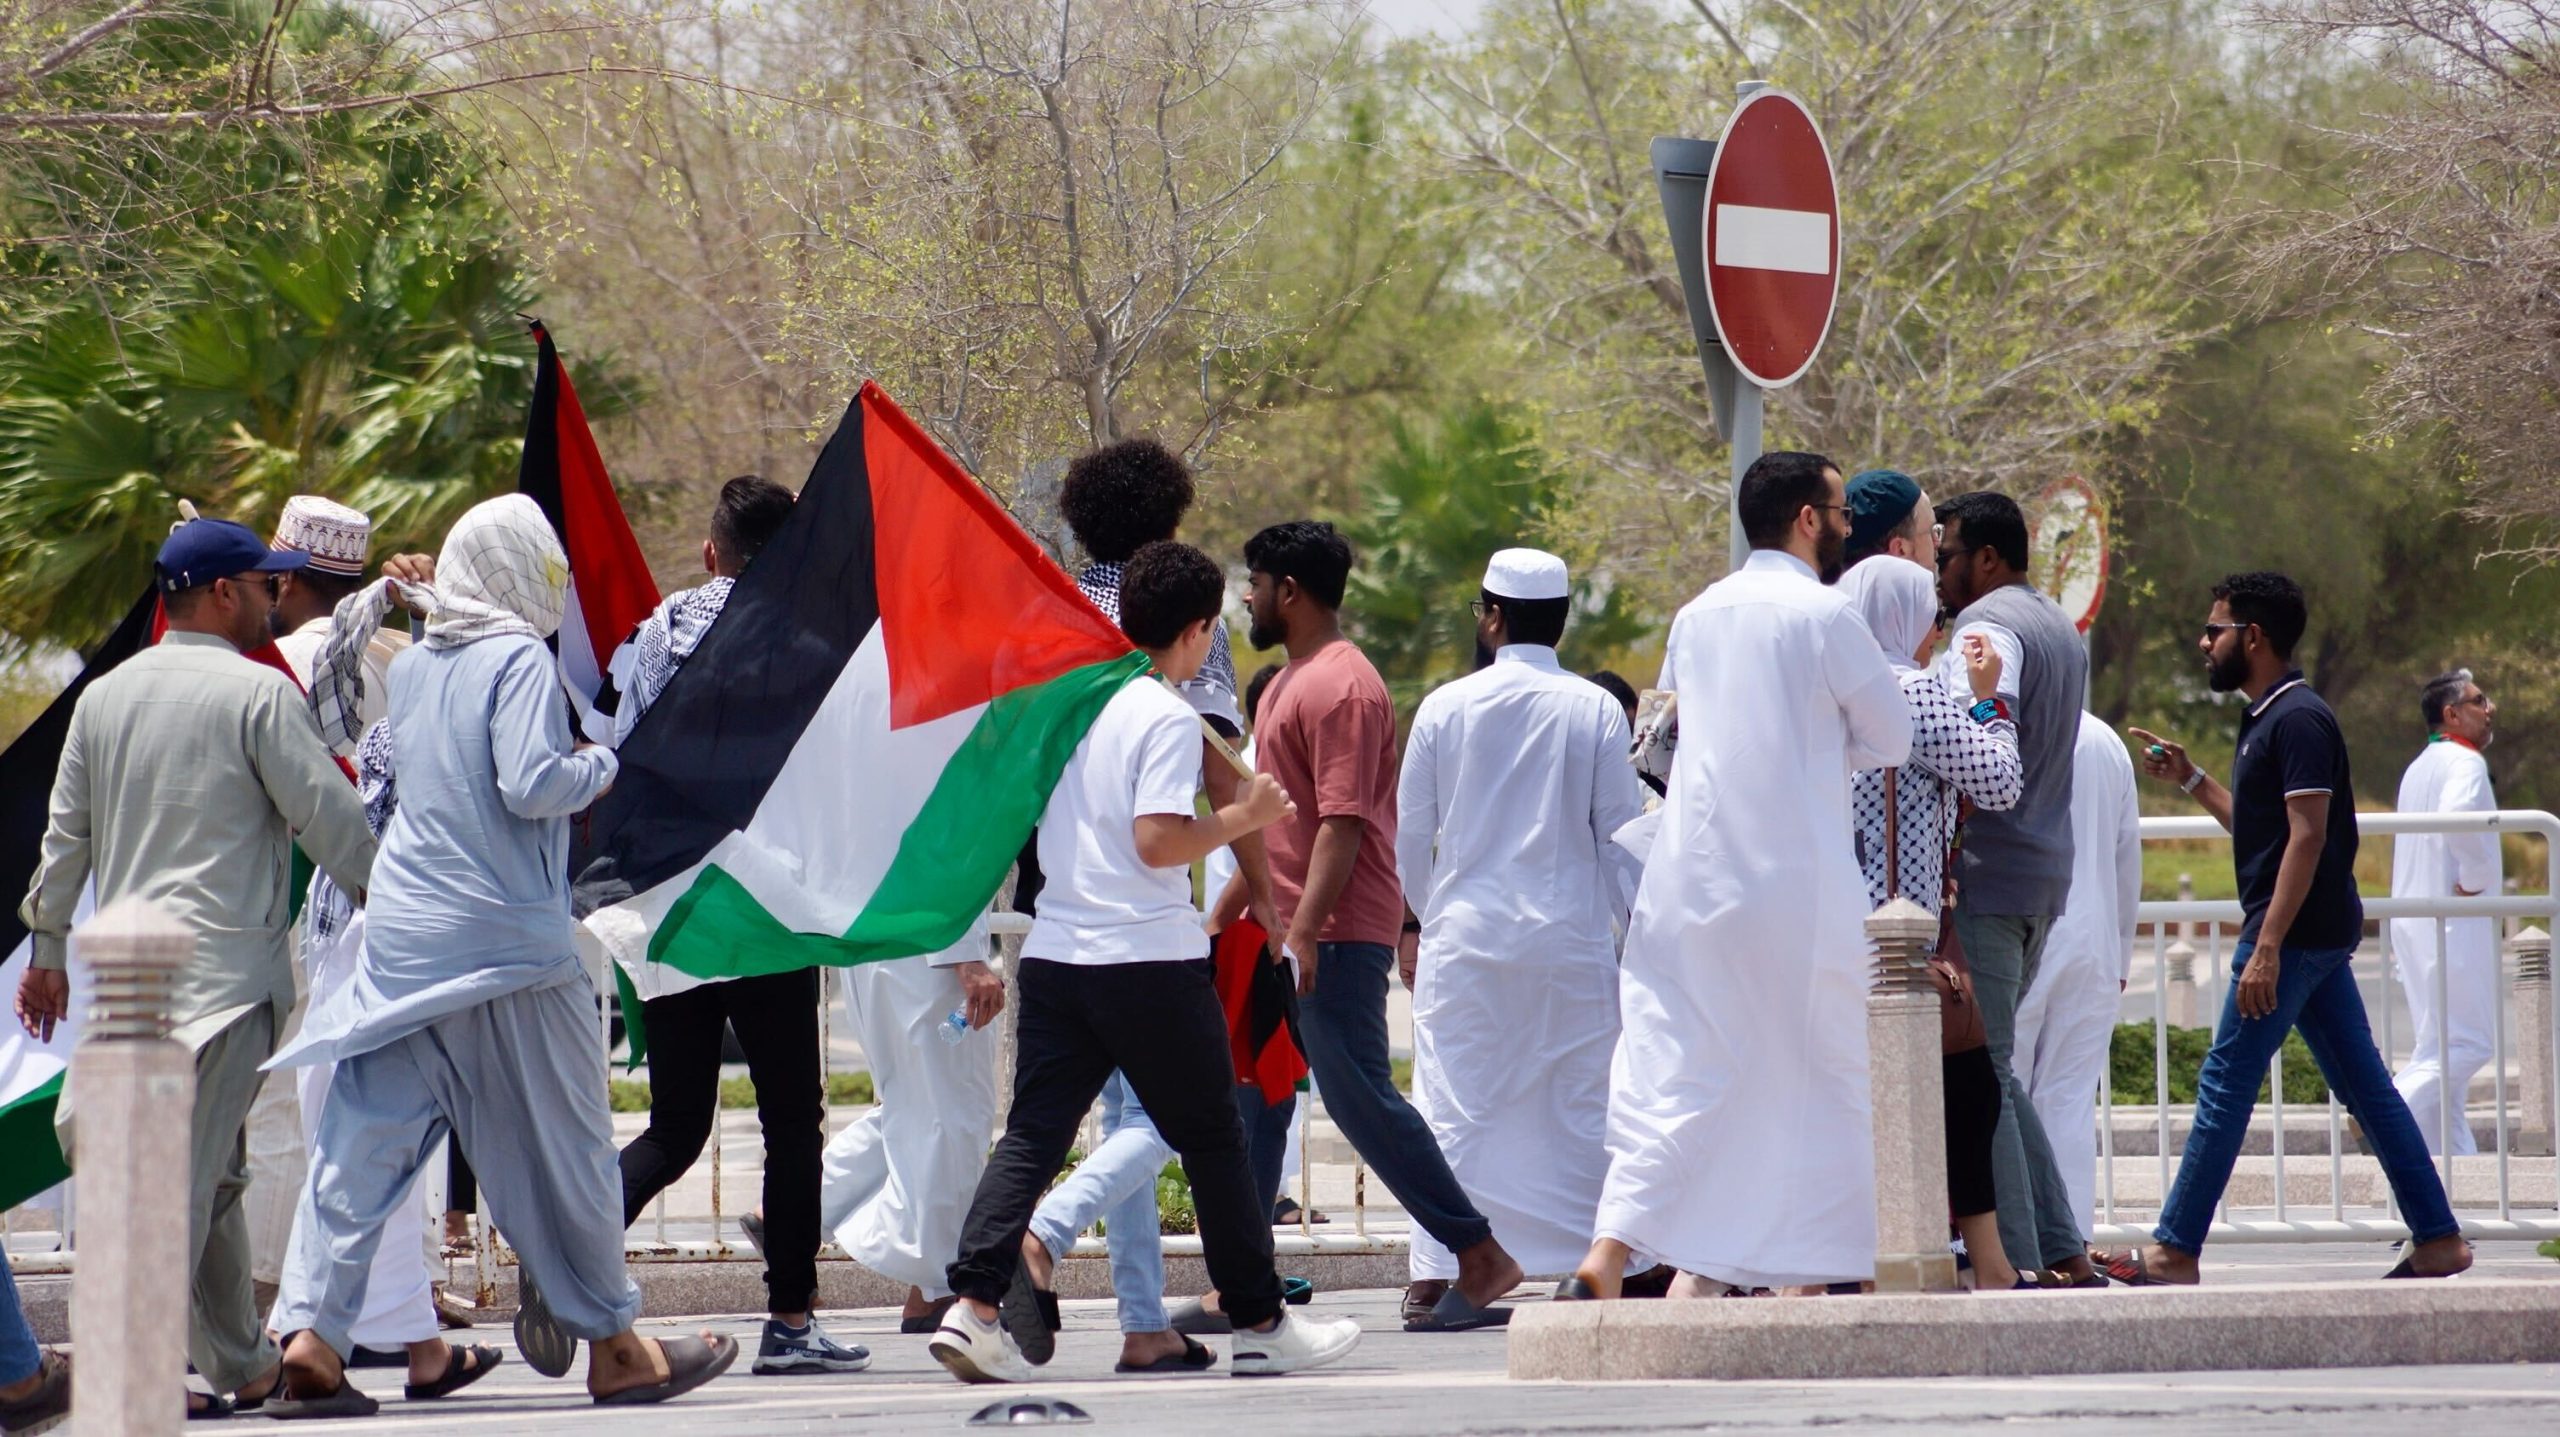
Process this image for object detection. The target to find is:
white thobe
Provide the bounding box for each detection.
[1396,645,1645,1280]
[817,920,999,1298]
[2390,740,2501,1156]
[1594,550,1911,1289]
[2012,712,2142,1240]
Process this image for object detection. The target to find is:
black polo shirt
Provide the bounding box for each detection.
[2228,672,2362,950]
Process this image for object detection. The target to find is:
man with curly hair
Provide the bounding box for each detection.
[1000,439,1283,1372]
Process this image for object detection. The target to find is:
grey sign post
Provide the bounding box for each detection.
[1651,131,1758,573]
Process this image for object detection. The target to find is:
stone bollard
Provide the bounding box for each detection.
[68,898,196,1437]
[1867,897,1958,1293]
[2513,926,2554,1157]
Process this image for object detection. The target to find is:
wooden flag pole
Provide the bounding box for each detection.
[1160,675,1256,780]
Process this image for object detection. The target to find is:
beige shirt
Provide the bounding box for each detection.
[18,631,377,1050]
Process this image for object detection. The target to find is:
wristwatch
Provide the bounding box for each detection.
[2180,768,2207,794]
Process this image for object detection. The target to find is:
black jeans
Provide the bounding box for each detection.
[948,958,1283,1329]
[618,967,823,1314]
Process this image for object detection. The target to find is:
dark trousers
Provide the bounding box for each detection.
[1236,1084,1296,1213]
[948,958,1283,1329]
[1942,1048,2004,1220]
[1297,941,1493,1254]
[618,967,823,1314]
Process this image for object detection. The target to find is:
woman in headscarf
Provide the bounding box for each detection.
[1838,557,2032,1290]
[266,496,738,1416]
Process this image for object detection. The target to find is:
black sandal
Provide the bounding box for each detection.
[1001,1262,1062,1365]
[1114,1335,1218,1374]
[262,1380,381,1421]
[593,1334,739,1406]
[404,1343,503,1401]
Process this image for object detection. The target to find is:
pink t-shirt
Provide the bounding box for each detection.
[1254,639,1403,947]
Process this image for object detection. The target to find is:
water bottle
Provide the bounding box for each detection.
[936,1006,971,1044]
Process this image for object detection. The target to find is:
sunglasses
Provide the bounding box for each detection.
[2201,621,2248,641]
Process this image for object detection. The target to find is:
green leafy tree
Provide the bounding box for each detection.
[1342,399,1647,714]
[0,123,598,647]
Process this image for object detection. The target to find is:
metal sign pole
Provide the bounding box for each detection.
[1726,384,1762,572]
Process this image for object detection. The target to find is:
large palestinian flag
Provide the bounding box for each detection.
[517,319,660,734]
[573,383,1146,979]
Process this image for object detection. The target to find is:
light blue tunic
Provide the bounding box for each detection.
[271,634,616,1070]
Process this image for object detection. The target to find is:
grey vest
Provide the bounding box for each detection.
[1953,582,2084,915]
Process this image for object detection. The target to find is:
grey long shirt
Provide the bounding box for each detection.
[18,630,376,1051]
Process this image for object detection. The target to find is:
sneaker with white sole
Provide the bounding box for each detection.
[928,1304,1036,1385]
[1229,1310,1362,1377]
[753,1317,872,1374]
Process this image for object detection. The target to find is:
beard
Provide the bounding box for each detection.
[1248,614,1285,651]
[2206,647,2251,694]
[1815,526,1847,585]
[1473,637,1496,671]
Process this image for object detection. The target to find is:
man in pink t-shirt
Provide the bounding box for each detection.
[1226,521,1524,1332]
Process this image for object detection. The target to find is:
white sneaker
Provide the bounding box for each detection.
[928,1304,1036,1384]
[1229,1310,1362,1377]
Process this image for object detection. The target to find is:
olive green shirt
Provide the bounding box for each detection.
[17,631,376,1051]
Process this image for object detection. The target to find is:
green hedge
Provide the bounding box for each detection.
[2108,1023,2329,1107]
[609,1071,875,1113]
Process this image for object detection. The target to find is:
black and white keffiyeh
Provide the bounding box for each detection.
[307,719,398,943]
[625,577,734,726]
[306,576,416,753]
[1079,559,1241,729]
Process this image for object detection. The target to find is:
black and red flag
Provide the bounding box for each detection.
[516,319,660,735]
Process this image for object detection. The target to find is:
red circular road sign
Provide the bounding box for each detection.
[1702,88,1840,389]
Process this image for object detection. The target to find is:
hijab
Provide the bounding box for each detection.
[1839,556,1937,673]
[418,494,570,649]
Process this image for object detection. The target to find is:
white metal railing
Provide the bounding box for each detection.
[2087,808,2560,1247]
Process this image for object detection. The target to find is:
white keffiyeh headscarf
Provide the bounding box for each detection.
[419,494,570,649]
[299,495,571,750]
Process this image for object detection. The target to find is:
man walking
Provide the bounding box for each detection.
[1234,520,1525,1330]
[15,516,377,1416]
[2012,711,2143,1241]
[1563,451,1912,1299]
[1396,549,1645,1313]
[1933,490,2097,1285]
[2114,572,2469,1284]
[609,476,871,1375]
[2389,669,2503,1155]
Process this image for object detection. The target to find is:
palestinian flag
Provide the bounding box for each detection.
[517,319,660,735]
[573,382,1146,979]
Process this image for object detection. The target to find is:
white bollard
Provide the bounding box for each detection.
[2512,926,2553,1157]
[68,898,196,1437]
[1867,897,1958,1293]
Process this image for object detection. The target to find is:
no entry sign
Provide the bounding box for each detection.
[1702,88,1839,389]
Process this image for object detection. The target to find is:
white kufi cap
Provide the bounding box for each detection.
[271,495,373,577]
[1482,547,1568,601]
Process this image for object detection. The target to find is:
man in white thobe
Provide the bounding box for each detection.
[2012,711,2143,1241]
[1396,549,1645,1301]
[2391,669,2502,1156]
[1566,451,1912,1298]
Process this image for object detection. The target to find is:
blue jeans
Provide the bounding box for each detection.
[1296,941,1493,1255]
[1027,1073,1171,1332]
[0,1255,38,1386]
[1236,1084,1295,1215]
[2156,941,2461,1255]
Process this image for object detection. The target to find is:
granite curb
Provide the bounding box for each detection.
[1506,1278,2560,1380]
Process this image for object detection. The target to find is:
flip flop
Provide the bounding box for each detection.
[404,1344,503,1401]
[1551,1276,1600,1302]
[1166,1298,1231,1337]
[1404,1289,1513,1332]
[1113,1335,1217,1374]
[186,1391,235,1421]
[2095,1248,2185,1287]
[593,1334,739,1406]
[1620,1265,1676,1300]
[1001,1262,1062,1366]
[512,1272,578,1380]
[901,1295,961,1335]
[261,1380,380,1420]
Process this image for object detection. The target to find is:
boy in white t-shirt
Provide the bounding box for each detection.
[930,542,1365,1383]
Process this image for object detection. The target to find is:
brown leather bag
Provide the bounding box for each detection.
[1884,769,1988,1055]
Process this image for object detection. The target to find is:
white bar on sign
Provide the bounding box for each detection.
[1713,204,1832,275]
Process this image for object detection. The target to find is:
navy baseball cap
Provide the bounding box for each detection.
[154,517,310,593]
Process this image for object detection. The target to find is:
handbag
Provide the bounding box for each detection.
[1883,768,1988,1055]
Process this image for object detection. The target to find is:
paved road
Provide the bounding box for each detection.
[228,1246,2560,1434]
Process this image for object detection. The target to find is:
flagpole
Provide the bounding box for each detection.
[1160,676,1256,781]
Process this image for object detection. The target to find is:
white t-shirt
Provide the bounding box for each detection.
[1938,619,2024,703]
[1024,677,1209,965]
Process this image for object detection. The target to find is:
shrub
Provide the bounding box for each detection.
[2109,1023,2329,1107]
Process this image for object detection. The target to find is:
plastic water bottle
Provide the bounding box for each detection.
[936,1007,971,1044]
